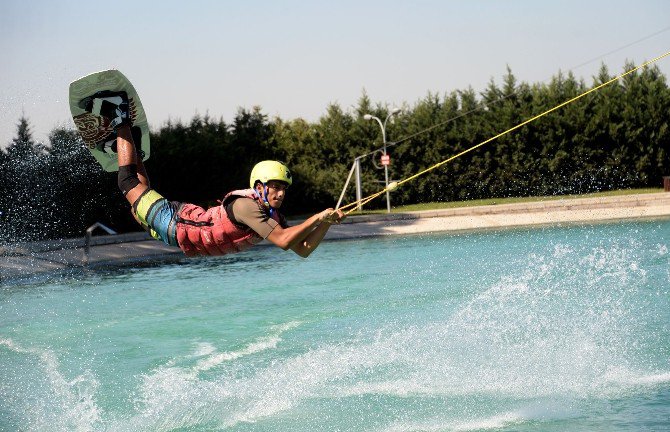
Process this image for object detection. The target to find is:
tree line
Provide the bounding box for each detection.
[1,62,669,242]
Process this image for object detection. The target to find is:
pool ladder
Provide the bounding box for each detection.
[83,222,117,265]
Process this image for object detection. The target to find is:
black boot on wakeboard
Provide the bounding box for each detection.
[80,91,130,130]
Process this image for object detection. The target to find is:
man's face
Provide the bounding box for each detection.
[257,181,288,208]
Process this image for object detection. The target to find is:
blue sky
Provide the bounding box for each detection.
[1,0,669,148]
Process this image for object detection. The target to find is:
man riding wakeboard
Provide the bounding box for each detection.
[93,93,345,258]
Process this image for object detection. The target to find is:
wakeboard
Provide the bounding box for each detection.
[69,69,150,172]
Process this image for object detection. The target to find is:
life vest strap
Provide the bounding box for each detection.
[175,215,213,227]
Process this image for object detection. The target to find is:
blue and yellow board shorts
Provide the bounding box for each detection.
[132,189,181,247]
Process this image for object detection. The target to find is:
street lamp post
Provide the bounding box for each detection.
[364,108,401,213]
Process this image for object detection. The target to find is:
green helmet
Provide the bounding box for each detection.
[249,160,293,188]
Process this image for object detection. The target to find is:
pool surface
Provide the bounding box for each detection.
[2,220,669,431]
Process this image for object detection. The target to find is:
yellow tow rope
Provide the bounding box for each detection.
[338,49,670,215]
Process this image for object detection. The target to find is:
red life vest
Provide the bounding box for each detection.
[175,189,282,257]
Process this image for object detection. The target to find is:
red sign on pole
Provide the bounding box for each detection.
[381,154,390,166]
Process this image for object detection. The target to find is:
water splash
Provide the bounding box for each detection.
[383,411,526,432]
[3,228,668,431]
[0,338,101,432]
[105,321,303,431]
[103,236,666,430]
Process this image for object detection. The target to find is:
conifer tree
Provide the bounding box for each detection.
[2,116,47,241]
[6,116,39,160]
[0,146,8,241]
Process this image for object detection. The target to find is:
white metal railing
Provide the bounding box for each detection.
[83,222,117,265]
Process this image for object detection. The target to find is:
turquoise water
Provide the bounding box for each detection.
[1,220,670,431]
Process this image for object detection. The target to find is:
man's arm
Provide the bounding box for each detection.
[266,209,345,257]
[289,210,345,258]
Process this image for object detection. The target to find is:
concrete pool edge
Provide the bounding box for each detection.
[2,192,670,284]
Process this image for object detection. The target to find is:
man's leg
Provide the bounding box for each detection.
[87,94,179,247]
[136,153,150,188]
[116,124,148,205]
[115,124,180,246]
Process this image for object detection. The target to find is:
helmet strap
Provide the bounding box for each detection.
[258,183,275,216]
